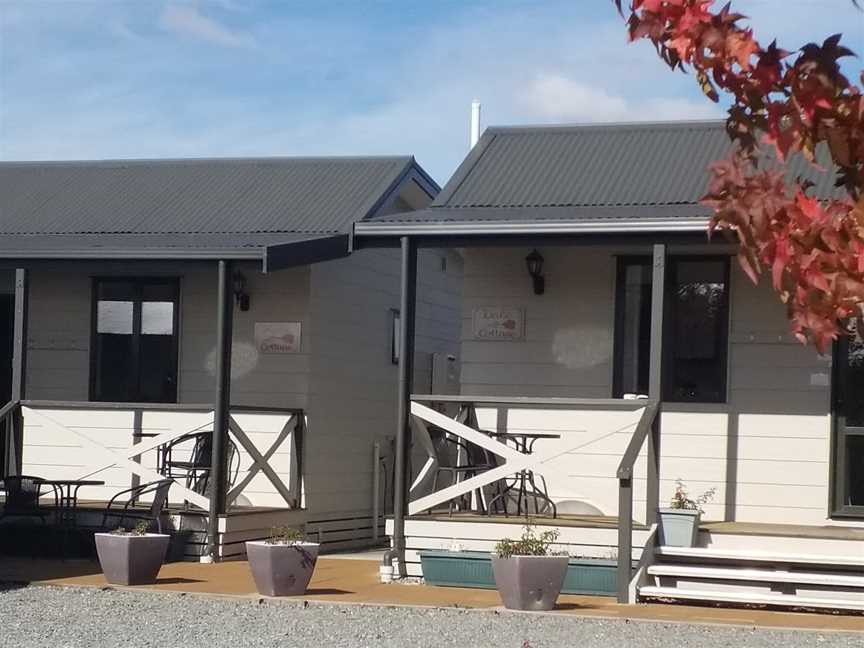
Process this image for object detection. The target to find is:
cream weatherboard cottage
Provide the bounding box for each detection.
[355,121,864,610]
[0,155,462,559]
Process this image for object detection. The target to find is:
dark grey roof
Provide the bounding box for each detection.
[0,156,415,234]
[356,120,840,236]
[0,155,431,266]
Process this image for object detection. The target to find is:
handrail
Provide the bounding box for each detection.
[616,401,660,604]
[0,399,20,422]
[411,394,652,410]
[616,402,659,480]
[20,399,302,415]
[21,400,213,411]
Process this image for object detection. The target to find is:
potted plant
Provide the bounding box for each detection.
[657,479,716,548]
[246,526,319,596]
[94,520,170,586]
[491,524,569,611]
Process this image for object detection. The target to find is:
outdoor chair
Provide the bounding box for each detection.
[101,478,173,533]
[409,417,498,516]
[0,475,59,524]
[158,431,239,504]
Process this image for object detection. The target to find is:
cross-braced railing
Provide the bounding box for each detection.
[408,395,655,518]
[11,400,304,512]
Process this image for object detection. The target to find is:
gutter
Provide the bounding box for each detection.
[353,217,711,237]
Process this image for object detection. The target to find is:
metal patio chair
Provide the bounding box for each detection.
[158,431,240,504]
[409,417,498,515]
[0,475,59,525]
[101,478,173,533]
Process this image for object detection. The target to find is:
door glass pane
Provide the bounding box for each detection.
[614,260,652,397]
[141,302,174,335]
[97,301,133,334]
[94,299,135,402]
[665,259,729,402]
[846,435,864,506]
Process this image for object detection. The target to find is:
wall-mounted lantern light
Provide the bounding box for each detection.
[233,271,251,311]
[525,249,545,295]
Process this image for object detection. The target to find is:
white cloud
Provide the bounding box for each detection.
[521,74,722,123]
[159,3,255,49]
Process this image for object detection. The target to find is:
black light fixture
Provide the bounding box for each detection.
[233,271,251,311]
[525,249,545,295]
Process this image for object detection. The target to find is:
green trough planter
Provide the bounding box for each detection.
[419,551,632,597]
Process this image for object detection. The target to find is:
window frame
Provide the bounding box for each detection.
[89,276,181,404]
[612,255,653,399]
[662,255,731,404]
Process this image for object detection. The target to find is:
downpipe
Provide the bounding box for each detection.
[380,547,400,583]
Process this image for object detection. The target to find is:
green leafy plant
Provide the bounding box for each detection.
[110,520,152,536]
[493,523,561,559]
[265,526,305,545]
[669,479,716,513]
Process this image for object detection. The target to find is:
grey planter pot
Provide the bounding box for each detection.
[246,541,320,596]
[94,533,169,586]
[658,508,701,547]
[491,554,569,611]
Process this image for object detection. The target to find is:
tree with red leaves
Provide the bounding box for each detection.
[614,0,864,353]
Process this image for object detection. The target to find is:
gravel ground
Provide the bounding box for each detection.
[2,583,862,648]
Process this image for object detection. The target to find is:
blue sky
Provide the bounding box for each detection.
[1,1,863,183]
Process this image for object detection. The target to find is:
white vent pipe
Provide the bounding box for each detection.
[470,100,481,149]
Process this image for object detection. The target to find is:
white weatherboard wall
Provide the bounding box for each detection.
[304,248,462,547]
[458,246,833,526]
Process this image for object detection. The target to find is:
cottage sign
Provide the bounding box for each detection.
[472,307,524,340]
[255,322,301,354]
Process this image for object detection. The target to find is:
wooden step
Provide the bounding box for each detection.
[656,546,864,568]
[639,586,864,611]
[648,564,864,588]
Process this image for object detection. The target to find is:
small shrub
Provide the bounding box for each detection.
[110,520,152,536]
[493,523,561,559]
[265,526,305,545]
[669,479,716,513]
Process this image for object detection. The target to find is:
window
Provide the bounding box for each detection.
[613,256,730,403]
[91,278,179,403]
[664,257,730,403]
[613,258,653,398]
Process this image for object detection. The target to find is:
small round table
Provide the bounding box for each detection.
[485,431,560,518]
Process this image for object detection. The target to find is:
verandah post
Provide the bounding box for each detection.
[646,243,666,524]
[6,268,28,476]
[392,236,417,578]
[208,259,234,561]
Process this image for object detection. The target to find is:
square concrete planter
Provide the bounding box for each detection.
[246,541,319,596]
[657,508,701,547]
[94,533,170,586]
[491,554,569,611]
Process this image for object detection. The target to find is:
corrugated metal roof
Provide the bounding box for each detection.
[358,120,842,234]
[434,121,731,209]
[0,156,415,235]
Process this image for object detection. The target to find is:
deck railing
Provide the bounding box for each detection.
[2,399,305,511]
[615,400,659,603]
[407,394,658,603]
